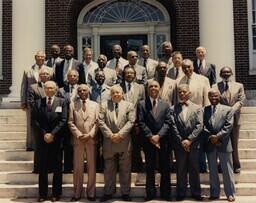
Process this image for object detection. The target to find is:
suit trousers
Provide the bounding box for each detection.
[144,140,170,198]
[207,149,236,198]
[131,126,144,172]
[231,123,240,170]
[174,147,201,197]
[38,140,62,198]
[62,129,73,171]
[73,138,96,198]
[103,151,131,195]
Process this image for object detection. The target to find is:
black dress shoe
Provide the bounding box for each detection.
[99,194,112,202]
[26,147,34,151]
[144,196,155,201]
[63,170,72,174]
[160,196,172,201]
[191,195,204,201]
[176,196,185,201]
[38,197,46,202]
[122,194,132,201]
[209,196,220,200]
[234,168,241,173]
[70,197,81,202]
[87,196,96,201]
[51,196,60,202]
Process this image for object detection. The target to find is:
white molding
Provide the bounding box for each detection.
[0,0,2,80]
[77,0,170,60]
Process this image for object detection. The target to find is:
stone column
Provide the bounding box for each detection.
[7,0,45,100]
[199,0,235,81]
[0,0,2,80]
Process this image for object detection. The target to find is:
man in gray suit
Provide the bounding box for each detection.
[169,84,203,201]
[166,51,184,81]
[21,51,52,151]
[213,66,245,173]
[98,85,135,202]
[202,88,235,202]
[120,66,145,173]
[137,45,158,79]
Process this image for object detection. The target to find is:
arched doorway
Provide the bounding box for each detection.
[77,0,170,61]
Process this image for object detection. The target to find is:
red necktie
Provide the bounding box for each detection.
[47,97,52,112]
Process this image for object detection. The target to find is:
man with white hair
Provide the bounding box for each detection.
[99,85,135,202]
[33,81,67,202]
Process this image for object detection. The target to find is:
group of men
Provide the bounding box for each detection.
[20,41,245,202]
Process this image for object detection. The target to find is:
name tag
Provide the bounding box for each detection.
[55,106,62,113]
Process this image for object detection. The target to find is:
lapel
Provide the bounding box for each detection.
[116,100,125,125]
[204,63,211,76]
[37,83,45,98]
[107,100,118,125]
[175,104,187,126]
[145,97,159,120]
[160,78,170,100]
[51,97,59,113]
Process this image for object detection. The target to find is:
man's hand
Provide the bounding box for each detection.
[111,133,122,143]
[149,135,160,149]
[44,133,54,143]
[209,135,219,145]
[79,133,90,143]
[21,103,27,111]
[181,139,192,152]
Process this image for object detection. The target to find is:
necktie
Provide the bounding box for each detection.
[47,97,52,112]
[143,58,147,68]
[128,83,131,91]
[224,81,231,103]
[115,103,119,118]
[175,68,179,79]
[52,58,56,67]
[70,85,74,93]
[225,81,229,91]
[152,100,157,115]
[82,100,86,112]
[199,60,204,75]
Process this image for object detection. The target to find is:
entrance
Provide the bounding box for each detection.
[100,35,147,60]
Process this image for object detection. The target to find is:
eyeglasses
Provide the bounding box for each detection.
[131,55,138,58]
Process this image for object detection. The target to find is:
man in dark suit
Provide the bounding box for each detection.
[55,44,85,88]
[28,67,51,173]
[46,44,63,72]
[193,46,216,86]
[212,66,245,173]
[57,69,80,173]
[169,84,203,201]
[138,80,171,201]
[202,88,235,202]
[33,81,67,202]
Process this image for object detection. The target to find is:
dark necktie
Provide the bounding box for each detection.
[115,58,119,69]
[143,58,147,68]
[199,60,203,74]
[82,100,86,112]
[115,103,119,118]
[175,68,179,79]
[128,83,131,91]
[225,81,229,91]
[70,85,74,93]
[152,100,157,115]
[47,97,52,112]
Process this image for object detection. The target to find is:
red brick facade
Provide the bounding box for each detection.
[0,0,254,94]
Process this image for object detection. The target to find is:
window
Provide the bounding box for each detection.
[83,0,165,24]
[253,0,256,50]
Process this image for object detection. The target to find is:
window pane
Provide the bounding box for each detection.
[253,25,256,36]
[253,11,256,24]
[253,0,256,9]
[253,37,256,50]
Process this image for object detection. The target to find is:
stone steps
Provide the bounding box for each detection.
[0,132,26,140]
[0,183,255,198]
[0,171,255,185]
[0,141,25,150]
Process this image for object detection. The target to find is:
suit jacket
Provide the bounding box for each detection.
[46,57,63,68]
[90,83,111,104]
[133,64,147,85]
[57,84,78,105]
[121,81,145,110]
[55,58,85,88]
[202,104,234,152]
[20,65,52,106]
[98,100,135,156]
[148,77,176,105]
[83,60,98,82]
[178,72,210,107]
[107,57,128,70]
[87,67,117,87]
[137,57,158,79]
[68,98,99,143]
[169,101,203,149]
[166,66,184,81]
[193,59,216,86]
[33,97,67,140]
[28,82,46,108]
[137,98,170,139]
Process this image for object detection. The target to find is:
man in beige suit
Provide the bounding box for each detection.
[21,51,52,151]
[68,84,99,202]
[213,66,245,173]
[148,61,177,105]
[178,59,210,107]
[99,85,135,202]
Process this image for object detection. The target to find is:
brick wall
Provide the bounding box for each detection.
[0,0,12,94]
[233,0,255,90]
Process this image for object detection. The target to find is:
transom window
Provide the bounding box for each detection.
[83,0,165,24]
